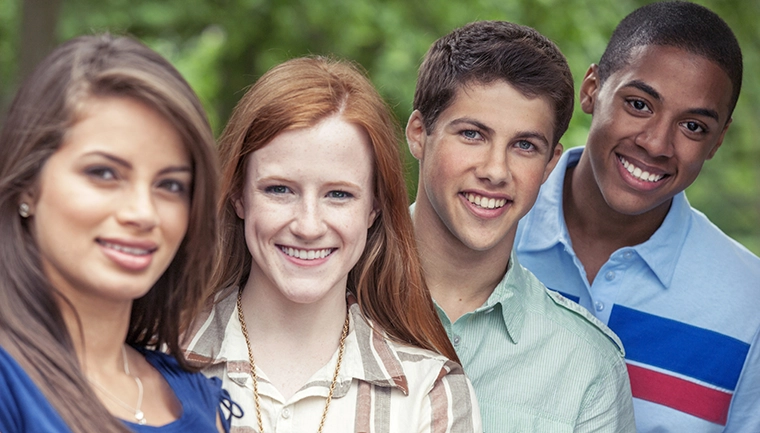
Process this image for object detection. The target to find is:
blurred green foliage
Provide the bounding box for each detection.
[1,0,758,254]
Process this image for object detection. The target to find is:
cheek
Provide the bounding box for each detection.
[159,203,190,244]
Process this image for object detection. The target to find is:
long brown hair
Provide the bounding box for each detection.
[0,34,218,432]
[213,56,458,362]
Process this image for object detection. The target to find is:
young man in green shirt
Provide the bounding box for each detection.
[406,20,635,432]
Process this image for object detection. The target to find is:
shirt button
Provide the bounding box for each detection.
[623,251,634,259]
[605,271,616,281]
[282,408,290,419]
[594,301,605,311]
[452,335,461,346]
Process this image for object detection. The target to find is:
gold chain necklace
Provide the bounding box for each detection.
[87,345,147,425]
[236,288,350,433]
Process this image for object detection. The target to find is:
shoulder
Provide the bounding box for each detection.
[544,289,625,356]
[183,286,240,364]
[686,207,760,266]
[0,345,72,433]
[140,349,224,399]
[515,261,626,358]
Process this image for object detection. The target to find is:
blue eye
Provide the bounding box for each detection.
[461,130,481,140]
[265,185,290,194]
[328,190,353,199]
[516,141,534,151]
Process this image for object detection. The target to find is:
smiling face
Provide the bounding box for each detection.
[234,115,377,307]
[580,44,733,216]
[407,80,561,254]
[26,97,191,308]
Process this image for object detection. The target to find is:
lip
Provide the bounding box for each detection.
[459,190,512,219]
[277,244,335,267]
[97,238,157,271]
[616,153,670,192]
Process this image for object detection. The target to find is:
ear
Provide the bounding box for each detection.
[579,64,601,115]
[542,143,563,184]
[405,110,427,160]
[232,194,246,220]
[707,118,731,160]
[368,202,380,229]
[18,190,36,217]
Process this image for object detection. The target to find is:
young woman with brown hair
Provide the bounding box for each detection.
[184,56,481,432]
[0,34,235,432]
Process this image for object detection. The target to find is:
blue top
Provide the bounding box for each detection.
[516,146,760,433]
[0,345,73,433]
[0,344,238,433]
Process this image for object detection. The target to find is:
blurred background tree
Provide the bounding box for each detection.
[1,0,758,254]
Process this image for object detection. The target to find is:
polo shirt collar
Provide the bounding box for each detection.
[519,146,689,289]
[517,147,580,254]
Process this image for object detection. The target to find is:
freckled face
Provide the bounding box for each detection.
[581,45,733,216]
[27,97,192,307]
[408,81,561,253]
[234,115,377,306]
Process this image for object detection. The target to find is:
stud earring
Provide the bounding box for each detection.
[19,203,30,218]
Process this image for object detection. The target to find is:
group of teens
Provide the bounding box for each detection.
[1,2,758,433]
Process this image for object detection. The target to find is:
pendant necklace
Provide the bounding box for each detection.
[88,345,147,425]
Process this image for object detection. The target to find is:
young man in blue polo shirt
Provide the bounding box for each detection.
[515,2,760,432]
[406,20,635,432]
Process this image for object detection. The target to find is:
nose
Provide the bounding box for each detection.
[635,117,675,158]
[116,186,159,231]
[475,144,511,185]
[290,196,327,240]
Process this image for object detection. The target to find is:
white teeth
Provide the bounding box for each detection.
[465,193,507,209]
[101,241,150,255]
[281,246,333,260]
[619,156,664,183]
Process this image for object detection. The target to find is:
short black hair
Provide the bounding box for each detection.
[413,20,574,145]
[598,1,742,116]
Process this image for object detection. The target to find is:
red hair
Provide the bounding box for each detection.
[213,56,458,362]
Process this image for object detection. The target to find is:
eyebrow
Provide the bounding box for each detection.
[86,151,192,175]
[448,117,550,146]
[449,118,495,135]
[623,80,721,122]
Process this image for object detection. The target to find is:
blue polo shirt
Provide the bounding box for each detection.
[516,146,760,433]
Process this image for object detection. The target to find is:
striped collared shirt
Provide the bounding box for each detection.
[184,286,482,433]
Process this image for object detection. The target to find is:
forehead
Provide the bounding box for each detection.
[439,80,555,136]
[247,115,373,182]
[608,45,733,122]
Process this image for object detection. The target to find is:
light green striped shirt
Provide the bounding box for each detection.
[434,252,635,433]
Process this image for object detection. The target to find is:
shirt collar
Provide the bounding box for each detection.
[518,146,689,288]
[517,147,580,253]
[478,251,537,345]
[186,288,410,398]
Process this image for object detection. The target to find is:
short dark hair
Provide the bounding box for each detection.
[412,20,574,145]
[598,1,742,116]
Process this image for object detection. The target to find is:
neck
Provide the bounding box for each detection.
[56,292,132,376]
[238,274,349,400]
[565,154,671,281]
[412,197,510,323]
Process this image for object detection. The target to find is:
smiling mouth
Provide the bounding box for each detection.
[619,156,667,183]
[279,246,335,260]
[97,240,154,255]
[464,192,508,209]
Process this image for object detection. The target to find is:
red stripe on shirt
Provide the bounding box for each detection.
[628,363,732,426]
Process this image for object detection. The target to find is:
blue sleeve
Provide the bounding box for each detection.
[0,346,72,433]
[724,326,760,432]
